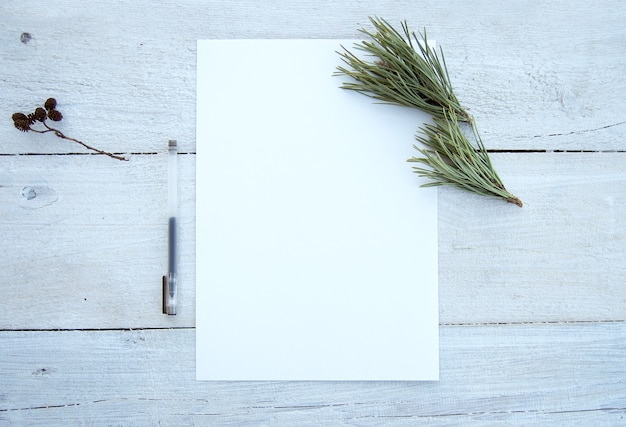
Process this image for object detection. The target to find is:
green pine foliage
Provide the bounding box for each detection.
[336,17,522,207]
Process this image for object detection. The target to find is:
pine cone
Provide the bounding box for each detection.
[33,107,47,122]
[47,109,63,121]
[44,98,57,111]
[13,119,31,132]
[12,112,28,122]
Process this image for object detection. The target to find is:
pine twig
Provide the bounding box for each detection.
[335,17,522,207]
[409,110,523,207]
[336,17,469,123]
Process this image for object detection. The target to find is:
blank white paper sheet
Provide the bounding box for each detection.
[196,40,438,381]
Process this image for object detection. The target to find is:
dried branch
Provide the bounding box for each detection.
[12,98,127,161]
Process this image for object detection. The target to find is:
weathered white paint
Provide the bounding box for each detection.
[0,325,624,425]
[1,0,625,425]
[1,1,624,154]
[0,154,624,329]
[439,153,626,324]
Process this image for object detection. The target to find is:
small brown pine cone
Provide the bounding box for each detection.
[44,98,57,111]
[47,109,63,121]
[14,119,31,132]
[33,107,47,122]
[12,112,29,122]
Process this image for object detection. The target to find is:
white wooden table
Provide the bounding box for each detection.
[1,1,625,425]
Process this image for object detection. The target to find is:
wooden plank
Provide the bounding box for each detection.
[1,3,624,424]
[1,152,625,329]
[0,154,194,329]
[0,323,624,425]
[1,1,624,154]
[439,152,626,324]
[1,2,623,426]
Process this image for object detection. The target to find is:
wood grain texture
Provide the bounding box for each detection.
[1,153,624,329]
[0,154,194,329]
[1,325,624,426]
[1,1,624,154]
[439,152,626,324]
[1,0,625,425]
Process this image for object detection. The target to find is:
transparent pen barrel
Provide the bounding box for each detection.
[164,140,178,315]
[168,143,178,219]
[167,142,178,275]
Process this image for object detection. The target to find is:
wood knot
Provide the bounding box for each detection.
[20,186,58,209]
[21,186,36,200]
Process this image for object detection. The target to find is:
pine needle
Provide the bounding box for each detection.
[335,17,522,207]
[409,110,522,206]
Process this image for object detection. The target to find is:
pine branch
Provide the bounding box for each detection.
[336,17,469,122]
[409,111,523,207]
[335,17,522,207]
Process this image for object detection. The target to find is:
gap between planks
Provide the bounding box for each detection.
[1,319,622,333]
[0,152,197,157]
[1,150,625,158]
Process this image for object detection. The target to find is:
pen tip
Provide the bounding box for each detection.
[168,139,177,148]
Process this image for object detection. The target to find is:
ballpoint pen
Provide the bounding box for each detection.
[163,139,178,315]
